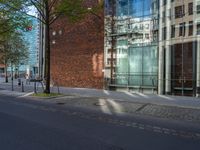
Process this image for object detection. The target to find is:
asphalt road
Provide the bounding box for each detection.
[0,95,200,150]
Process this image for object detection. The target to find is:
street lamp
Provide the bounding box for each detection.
[11,62,14,91]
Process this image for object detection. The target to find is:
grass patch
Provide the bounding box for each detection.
[32,93,63,98]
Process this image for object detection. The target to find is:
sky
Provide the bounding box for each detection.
[28,6,37,16]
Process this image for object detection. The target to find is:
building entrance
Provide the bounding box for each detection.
[171,42,196,96]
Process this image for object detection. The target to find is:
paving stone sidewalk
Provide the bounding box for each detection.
[47,95,200,124]
[1,78,200,124]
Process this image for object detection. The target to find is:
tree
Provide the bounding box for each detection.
[0,0,103,93]
[105,0,116,84]
[8,32,29,67]
[0,0,32,34]
[0,32,29,82]
[0,14,29,82]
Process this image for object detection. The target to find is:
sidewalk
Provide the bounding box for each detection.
[1,78,200,123]
[1,79,200,109]
[57,87,200,109]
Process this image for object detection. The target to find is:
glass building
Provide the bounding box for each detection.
[105,0,159,93]
[20,17,39,77]
[105,0,200,96]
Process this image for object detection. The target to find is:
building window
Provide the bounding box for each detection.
[175,5,185,18]
[162,11,166,23]
[188,3,193,15]
[168,8,171,20]
[197,23,200,35]
[171,25,175,38]
[162,27,166,40]
[179,22,185,36]
[188,21,193,36]
[163,0,167,5]
[153,31,158,42]
[145,33,150,39]
[197,5,200,14]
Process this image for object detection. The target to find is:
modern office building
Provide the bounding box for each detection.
[105,0,200,96]
[20,17,39,77]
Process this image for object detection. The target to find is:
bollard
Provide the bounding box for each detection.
[22,81,24,92]
[18,78,21,86]
[34,81,37,93]
[11,77,14,91]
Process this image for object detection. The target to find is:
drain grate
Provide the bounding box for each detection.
[56,102,65,105]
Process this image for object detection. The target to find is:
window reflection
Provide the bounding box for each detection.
[114,0,158,87]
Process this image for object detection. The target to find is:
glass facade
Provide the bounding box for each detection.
[105,0,200,96]
[20,17,39,76]
[105,0,159,89]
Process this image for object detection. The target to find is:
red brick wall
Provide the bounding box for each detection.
[50,3,104,89]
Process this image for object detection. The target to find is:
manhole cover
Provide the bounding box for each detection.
[56,102,65,105]
[94,102,106,106]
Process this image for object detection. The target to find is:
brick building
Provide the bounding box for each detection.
[49,0,104,89]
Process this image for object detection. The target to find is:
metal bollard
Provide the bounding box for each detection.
[11,77,14,91]
[34,81,37,93]
[18,78,21,86]
[22,81,24,92]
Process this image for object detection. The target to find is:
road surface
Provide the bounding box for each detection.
[0,95,200,150]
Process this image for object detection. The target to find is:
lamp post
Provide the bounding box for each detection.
[11,63,14,91]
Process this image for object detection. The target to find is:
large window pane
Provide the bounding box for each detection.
[129,47,142,86]
[116,39,128,85]
[143,46,158,86]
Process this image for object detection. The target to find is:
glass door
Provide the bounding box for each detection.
[171,42,196,96]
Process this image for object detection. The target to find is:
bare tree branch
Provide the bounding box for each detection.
[30,0,46,21]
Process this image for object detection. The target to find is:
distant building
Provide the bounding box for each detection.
[20,17,39,77]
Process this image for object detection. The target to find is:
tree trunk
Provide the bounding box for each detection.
[4,58,8,82]
[5,63,8,83]
[110,0,116,84]
[44,1,51,93]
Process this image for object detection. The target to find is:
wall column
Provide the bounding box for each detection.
[165,0,171,94]
[194,0,200,97]
[196,39,200,97]
[158,1,164,95]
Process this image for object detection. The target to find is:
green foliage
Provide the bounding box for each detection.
[9,32,29,66]
[55,0,87,22]
[0,0,32,34]
[0,31,29,67]
[32,92,63,98]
